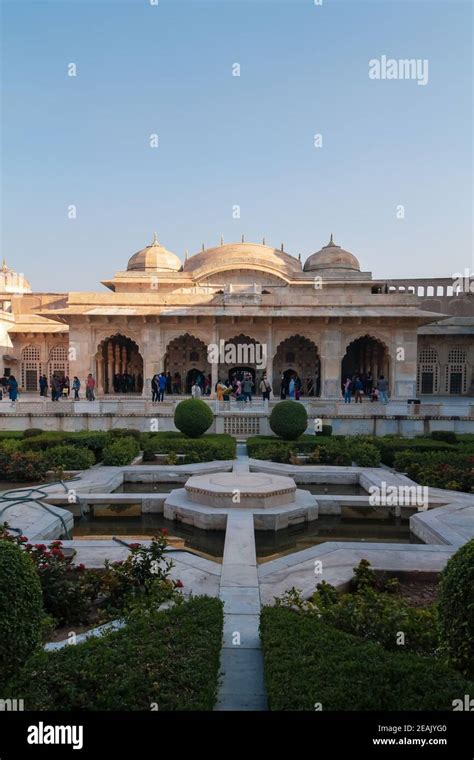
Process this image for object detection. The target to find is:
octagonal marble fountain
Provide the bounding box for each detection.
[164,467,318,531]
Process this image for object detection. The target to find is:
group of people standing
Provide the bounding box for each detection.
[151,372,167,403]
[342,373,389,404]
[112,372,141,394]
[39,374,96,401]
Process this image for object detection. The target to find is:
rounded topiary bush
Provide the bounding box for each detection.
[174,398,213,439]
[0,540,43,687]
[23,428,44,439]
[269,400,308,441]
[438,539,474,678]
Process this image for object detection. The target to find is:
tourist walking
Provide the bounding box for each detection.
[51,374,62,401]
[260,375,271,401]
[377,375,389,404]
[191,381,202,398]
[86,373,95,401]
[63,375,71,397]
[151,373,160,403]
[7,375,18,406]
[343,377,352,403]
[72,376,81,400]
[354,376,364,403]
[242,373,253,404]
[158,372,166,402]
[288,375,296,399]
[39,374,48,397]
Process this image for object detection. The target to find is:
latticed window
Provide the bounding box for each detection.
[21,346,41,391]
[445,347,468,394]
[417,347,439,394]
[48,345,69,382]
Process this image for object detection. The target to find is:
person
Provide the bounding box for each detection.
[86,373,95,401]
[288,375,296,399]
[242,373,253,404]
[216,379,227,402]
[343,377,352,403]
[295,376,301,400]
[158,372,166,402]
[370,387,379,402]
[39,374,48,397]
[204,374,211,396]
[63,376,70,397]
[166,371,172,394]
[51,373,62,401]
[280,374,287,400]
[366,371,373,395]
[191,380,202,398]
[260,375,271,401]
[151,373,160,403]
[377,375,389,404]
[7,375,18,406]
[354,376,364,403]
[72,376,81,400]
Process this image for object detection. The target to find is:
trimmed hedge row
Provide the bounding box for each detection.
[246,436,381,467]
[9,596,224,710]
[141,433,236,463]
[260,606,474,711]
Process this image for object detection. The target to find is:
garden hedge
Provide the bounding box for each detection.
[10,596,224,710]
[438,539,474,679]
[102,436,140,466]
[260,606,474,711]
[0,540,43,688]
[142,433,236,463]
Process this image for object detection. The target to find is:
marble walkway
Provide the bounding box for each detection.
[215,444,268,711]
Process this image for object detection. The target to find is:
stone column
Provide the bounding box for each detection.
[97,356,104,396]
[319,327,343,399]
[210,323,219,398]
[114,343,120,375]
[121,345,127,374]
[392,328,417,398]
[107,342,114,395]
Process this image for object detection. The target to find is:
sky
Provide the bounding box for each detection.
[1,0,473,291]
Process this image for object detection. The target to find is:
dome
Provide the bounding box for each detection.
[127,234,182,272]
[0,260,31,294]
[303,235,360,273]
[183,240,302,279]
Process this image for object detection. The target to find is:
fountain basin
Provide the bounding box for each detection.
[185,472,297,509]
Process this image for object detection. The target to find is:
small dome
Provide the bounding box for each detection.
[0,260,31,293]
[127,234,182,272]
[303,235,360,273]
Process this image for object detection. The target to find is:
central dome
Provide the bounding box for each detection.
[127,234,182,272]
[183,241,302,278]
[304,235,360,273]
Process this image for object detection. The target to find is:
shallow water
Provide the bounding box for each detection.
[113,482,181,494]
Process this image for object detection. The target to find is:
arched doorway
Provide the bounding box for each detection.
[99,335,143,394]
[341,335,390,393]
[218,334,265,387]
[165,334,210,394]
[273,335,321,396]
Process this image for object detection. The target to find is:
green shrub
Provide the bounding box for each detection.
[269,400,308,440]
[107,428,142,442]
[63,432,109,461]
[102,437,139,466]
[23,428,44,438]
[308,441,352,466]
[174,398,213,438]
[431,430,457,444]
[347,441,381,467]
[0,450,47,482]
[11,597,224,710]
[373,437,456,467]
[315,424,332,437]
[142,434,235,463]
[393,450,474,491]
[19,432,68,452]
[44,445,95,471]
[260,606,474,710]
[438,539,474,679]
[0,540,43,688]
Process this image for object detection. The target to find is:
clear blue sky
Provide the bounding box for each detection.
[1,0,472,291]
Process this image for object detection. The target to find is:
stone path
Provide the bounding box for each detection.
[215,443,268,711]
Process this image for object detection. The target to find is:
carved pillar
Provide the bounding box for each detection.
[121,345,127,374]
[320,327,343,399]
[97,356,104,396]
[114,342,120,375]
[107,341,114,394]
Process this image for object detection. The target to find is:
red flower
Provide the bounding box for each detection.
[34,543,47,551]
[160,528,169,536]
[128,543,142,550]
[174,579,184,588]
[19,536,28,542]
[77,563,86,571]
